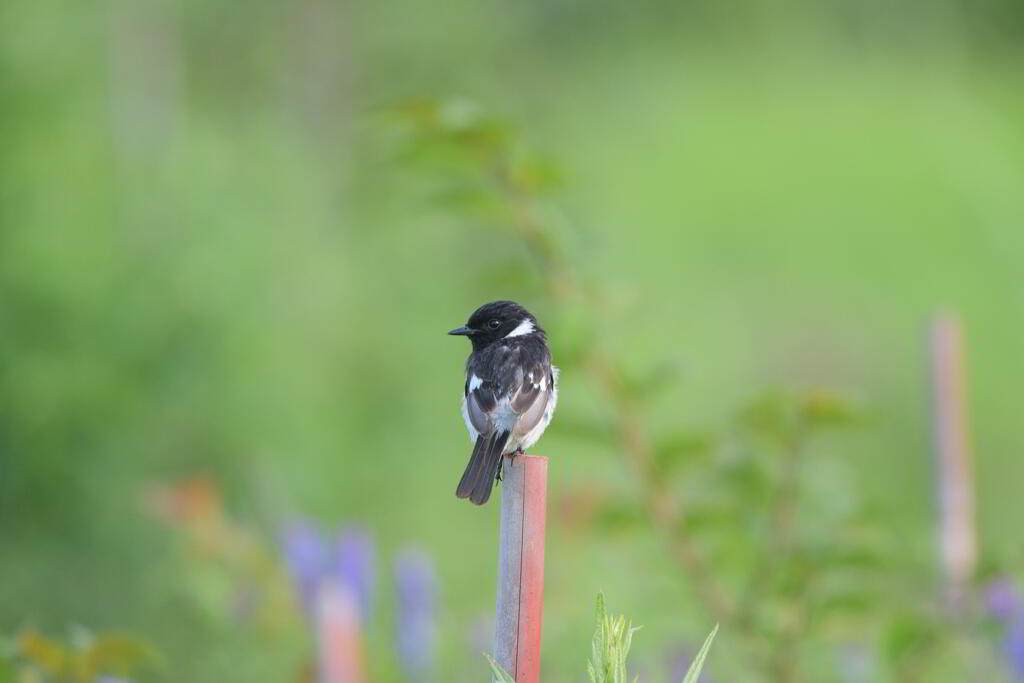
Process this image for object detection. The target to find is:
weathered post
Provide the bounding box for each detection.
[316,578,367,683]
[494,454,548,683]
[929,313,977,610]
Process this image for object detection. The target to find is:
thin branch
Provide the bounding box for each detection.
[485,147,736,624]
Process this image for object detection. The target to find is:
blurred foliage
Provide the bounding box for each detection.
[487,594,715,683]
[0,629,162,682]
[681,624,717,683]
[587,592,642,683]
[395,95,1018,680]
[3,0,1024,680]
[145,477,300,634]
[485,654,516,683]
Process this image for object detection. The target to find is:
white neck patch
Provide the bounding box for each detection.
[505,319,535,338]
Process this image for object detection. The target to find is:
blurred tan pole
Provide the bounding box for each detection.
[316,579,367,683]
[929,313,978,609]
[494,455,548,683]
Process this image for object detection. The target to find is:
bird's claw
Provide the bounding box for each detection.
[497,448,526,483]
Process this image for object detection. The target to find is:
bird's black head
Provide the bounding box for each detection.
[448,301,543,349]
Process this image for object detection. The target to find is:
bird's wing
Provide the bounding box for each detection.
[506,362,551,440]
[466,351,551,439]
[464,378,498,436]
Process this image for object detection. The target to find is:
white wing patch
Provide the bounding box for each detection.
[462,364,557,450]
[516,365,558,452]
[460,394,479,442]
[505,319,535,338]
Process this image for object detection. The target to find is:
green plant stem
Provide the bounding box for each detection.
[489,148,737,628]
[590,353,734,624]
[737,427,810,682]
[429,115,743,670]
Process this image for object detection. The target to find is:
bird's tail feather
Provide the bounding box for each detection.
[456,430,510,505]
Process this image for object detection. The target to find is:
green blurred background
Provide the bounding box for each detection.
[2,0,1024,680]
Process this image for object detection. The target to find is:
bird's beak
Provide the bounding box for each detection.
[448,326,474,336]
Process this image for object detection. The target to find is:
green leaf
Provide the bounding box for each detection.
[653,431,712,476]
[736,390,792,436]
[799,390,857,428]
[0,636,13,660]
[737,389,858,440]
[484,653,517,683]
[681,500,739,533]
[506,153,563,193]
[15,631,66,676]
[552,415,616,445]
[620,362,680,400]
[680,624,718,683]
[588,593,641,683]
[435,97,487,132]
[594,500,646,533]
[82,633,164,678]
[883,612,942,663]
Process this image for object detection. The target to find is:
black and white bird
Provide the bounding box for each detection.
[448,301,558,505]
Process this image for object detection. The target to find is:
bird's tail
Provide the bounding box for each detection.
[456,430,510,505]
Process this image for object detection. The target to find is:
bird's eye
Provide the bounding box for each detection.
[487,319,501,330]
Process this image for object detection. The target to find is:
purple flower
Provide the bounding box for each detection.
[281,521,375,629]
[394,548,438,681]
[985,578,1024,680]
[281,521,328,617]
[1006,614,1024,681]
[987,578,1020,621]
[333,527,374,623]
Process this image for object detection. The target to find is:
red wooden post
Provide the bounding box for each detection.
[316,578,367,683]
[494,454,548,682]
[929,313,977,609]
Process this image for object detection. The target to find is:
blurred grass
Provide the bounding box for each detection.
[2,0,1024,680]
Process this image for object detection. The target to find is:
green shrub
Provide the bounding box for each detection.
[487,593,717,683]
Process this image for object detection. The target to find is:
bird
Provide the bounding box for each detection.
[448,301,558,505]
